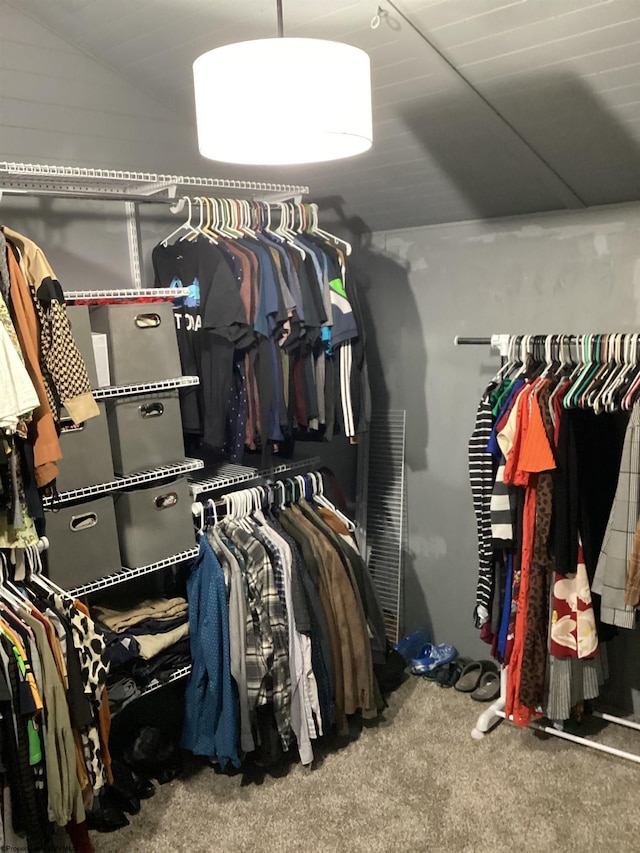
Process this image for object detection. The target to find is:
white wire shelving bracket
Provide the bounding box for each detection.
[45,458,204,507]
[67,547,198,598]
[189,456,322,498]
[92,375,199,400]
[0,161,309,203]
[139,665,192,699]
[111,665,192,716]
[64,288,189,302]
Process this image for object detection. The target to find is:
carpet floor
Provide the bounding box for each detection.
[90,677,639,853]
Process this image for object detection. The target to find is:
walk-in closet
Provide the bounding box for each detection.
[1,2,640,852]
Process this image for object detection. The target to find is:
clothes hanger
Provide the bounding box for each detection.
[207,498,219,529]
[509,334,531,382]
[210,197,231,239]
[0,552,27,610]
[562,334,589,408]
[184,196,217,244]
[221,198,243,240]
[252,200,264,234]
[161,196,195,246]
[306,202,352,257]
[548,334,574,416]
[240,490,254,532]
[578,333,608,410]
[608,333,636,409]
[563,333,590,408]
[198,197,219,244]
[182,197,203,242]
[263,201,284,244]
[618,335,640,410]
[238,200,258,240]
[571,334,604,409]
[590,334,623,413]
[277,202,306,258]
[293,474,307,502]
[25,545,70,600]
[310,472,356,532]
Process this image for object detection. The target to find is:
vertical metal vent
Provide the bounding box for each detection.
[365,410,406,643]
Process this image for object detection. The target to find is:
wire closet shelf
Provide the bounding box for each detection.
[0,161,309,203]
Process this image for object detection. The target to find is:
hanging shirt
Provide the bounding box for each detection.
[181,535,240,767]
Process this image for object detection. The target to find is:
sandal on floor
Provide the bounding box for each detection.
[435,656,470,688]
[454,659,498,693]
[409,643,457,675]
[470,670,501,702]
[454,661,484,693]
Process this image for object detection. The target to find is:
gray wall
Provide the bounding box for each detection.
[0,1,204,174]
[358,202,640,712]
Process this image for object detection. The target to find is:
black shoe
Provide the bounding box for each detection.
[85,806,130,833]
[156,764,182,785]
[103,785,141,816]
[131,771,156,799]
[125,727,163,774]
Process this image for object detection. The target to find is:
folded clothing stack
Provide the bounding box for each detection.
[92,597,191,706]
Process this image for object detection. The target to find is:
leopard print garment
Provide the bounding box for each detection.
[518,382,556,710]
[54,594,109,793]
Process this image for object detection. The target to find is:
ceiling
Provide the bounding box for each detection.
[7,0,640,233]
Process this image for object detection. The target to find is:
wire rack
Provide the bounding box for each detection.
[67,547,198,597]
[43,458,204,507]
[64,288,188,302]
[92,376,199,400]
[111,665,192,716]
[0,161,309,201]
[138,665,192,698]
[189,456,322,497]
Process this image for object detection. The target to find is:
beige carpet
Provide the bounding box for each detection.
[90,678,639,853]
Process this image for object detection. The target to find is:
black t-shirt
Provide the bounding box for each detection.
[152,238,250,435]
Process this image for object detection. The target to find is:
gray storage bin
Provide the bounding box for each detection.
[106,391,185,476]
[114,477,195,568]
[66,305,99,390]
[46,496,121,588]
[57,402,115,492]
[89,303,181,385]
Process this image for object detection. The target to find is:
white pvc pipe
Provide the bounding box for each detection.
[495,710,640,765]
[591,710,640,732]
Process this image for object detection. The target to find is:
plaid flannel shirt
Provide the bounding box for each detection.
[223,522,292,748]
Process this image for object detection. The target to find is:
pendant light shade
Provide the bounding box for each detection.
[193,38,372,165]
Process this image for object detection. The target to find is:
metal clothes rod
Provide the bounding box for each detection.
[454,334,510,356]
[0,188,190,205]
[0,188,304,205]
[454,336,492,346]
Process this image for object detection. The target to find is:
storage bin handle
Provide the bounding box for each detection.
[134,312,161,329]
[154,492,178,511]
[139,402,164,419]
[69,512,98,532]
[60,416,85,433]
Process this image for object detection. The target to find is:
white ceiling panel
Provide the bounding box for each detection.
[4,0,640,231]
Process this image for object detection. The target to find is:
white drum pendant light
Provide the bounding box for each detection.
[193,1,372,165]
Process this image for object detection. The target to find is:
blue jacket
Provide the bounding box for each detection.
[181,536,240,767]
